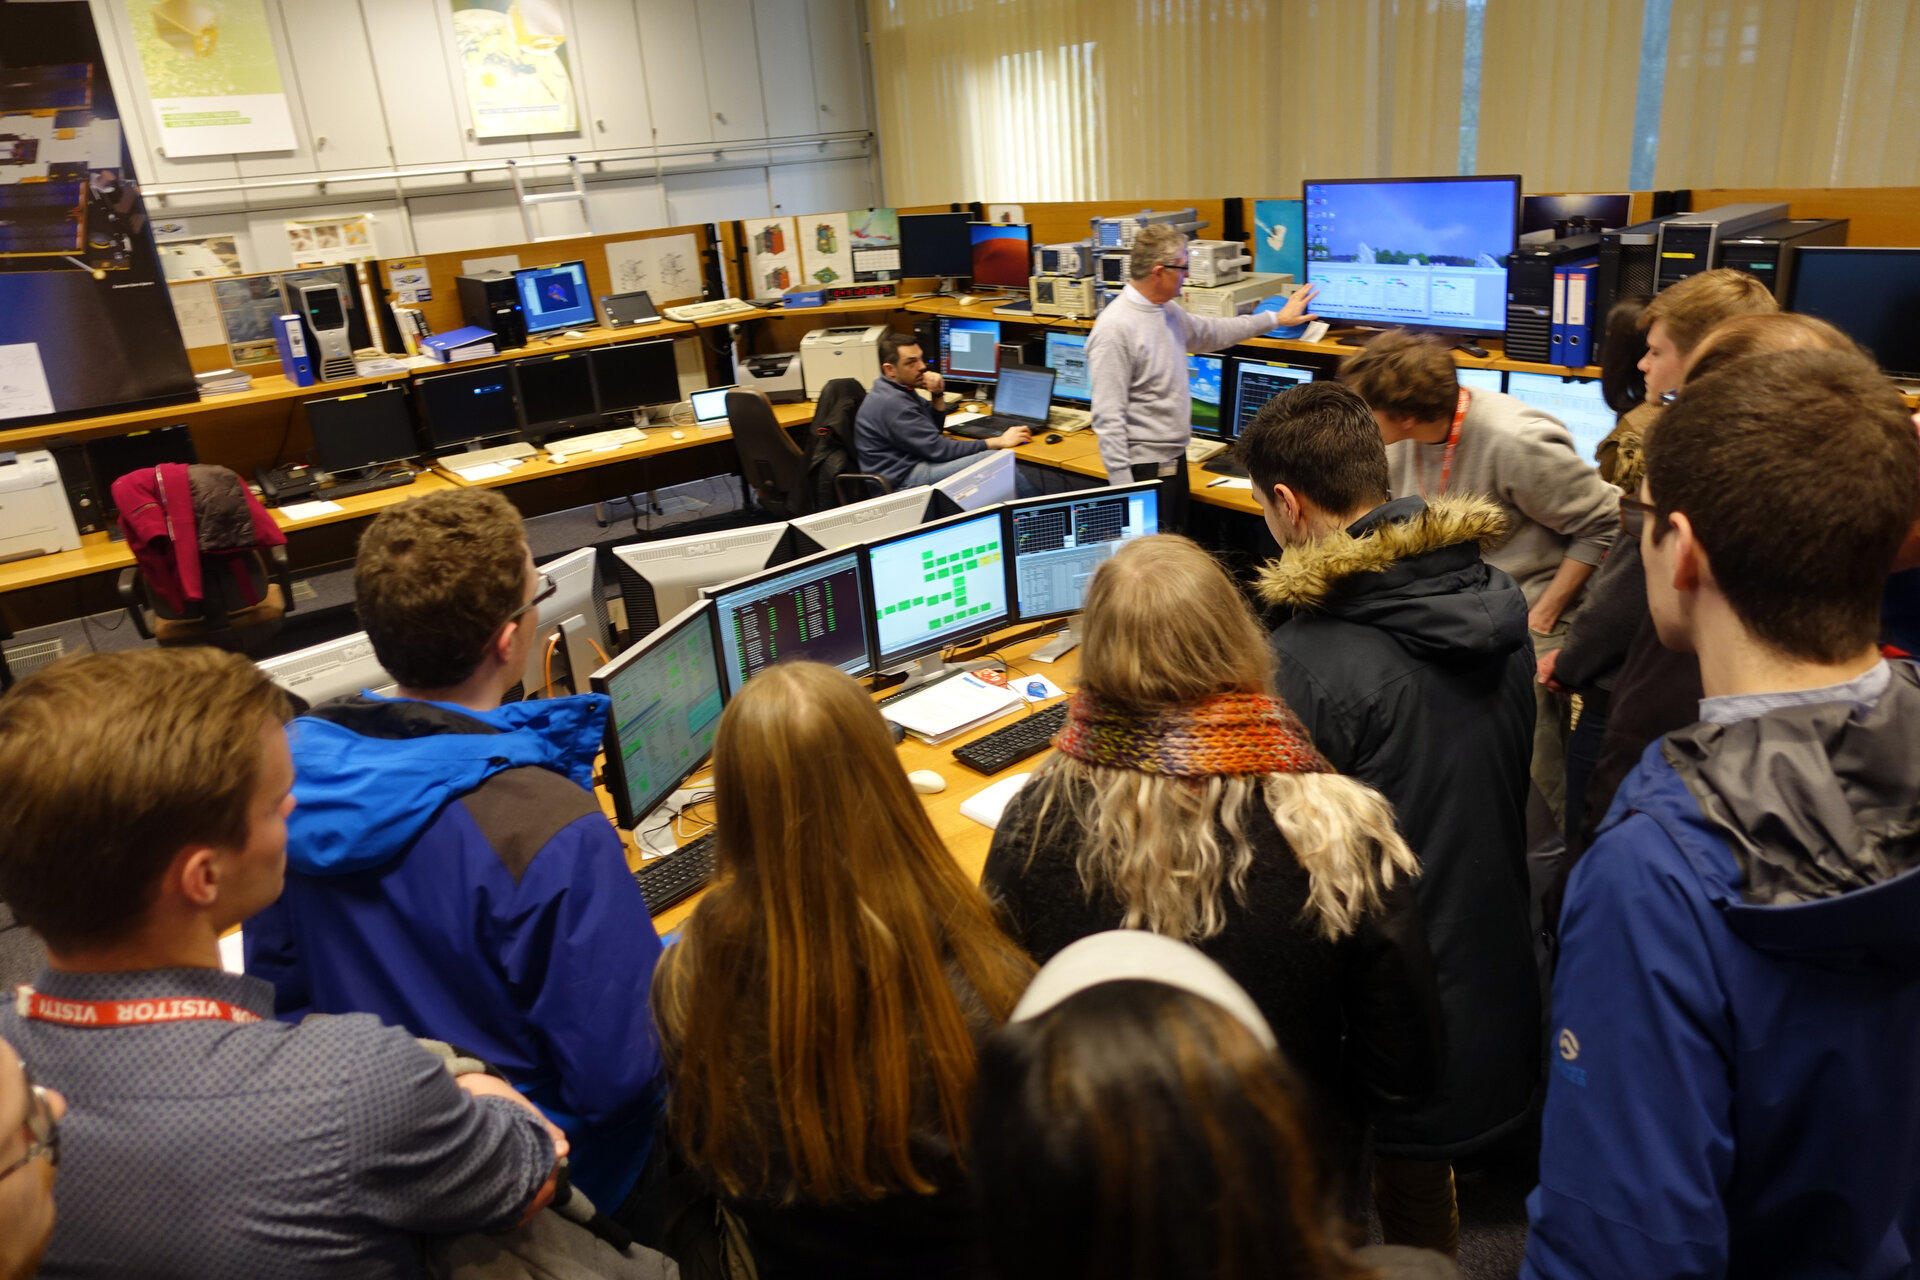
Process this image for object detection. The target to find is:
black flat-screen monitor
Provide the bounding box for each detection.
[414,365,522,451]
[1005,481,1161,623]
[306,386,416,475]
[513,260,596,334]
[1226,359,1316,439]
[590,600,726,831]
[1788,247,1920,379]
[901,212,974,278]
[1302,175,1520,337]
[590,339,681,415]
[709,547,874,694]
[513,351,599,439]
[863,508,1012,668]
[87,423,197,519]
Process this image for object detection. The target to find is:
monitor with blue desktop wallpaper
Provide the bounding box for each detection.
[1189,354,1225,437]
[1303,175,1520,337]
[939,316,1002,383]
[514,260,596,334]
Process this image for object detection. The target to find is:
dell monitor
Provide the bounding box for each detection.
[1788,247,1920,379]
[306,385,417,478]
[1045,331,1092,403]
[1007,481,1161,625]
[590,600,726,832]
[1227,358,1316,438]
[257,631,397,708]
[939,317,1001,384]
[900,212,974,279]
[1455,367,1506,394]
[514,351,600,441]
[590,339,681,418]
[414,365,522,452]
[927,450,1016,518]
[1189,354,1226,438]
[969,222,1033,289]
[1506,372,1615,467]
[863,508,1012,682]
[785,485,930,558]
[611,522,790,640]
[709,547,874,694]
[1302,175,1520,338]
[521,547,612,699]
[514,260,596,335]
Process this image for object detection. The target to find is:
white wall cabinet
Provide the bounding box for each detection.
[636,0,714,147]
[807,0,868,135]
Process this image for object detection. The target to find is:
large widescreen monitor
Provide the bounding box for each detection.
[1302,175,1520,337]
[863,509,1011,669]
[306,386,416,476]
[590,601,726,831]
[1006,482,1160,623]
[709,547,873,693]
[414,365,522,451]
[1789,247,1920,380]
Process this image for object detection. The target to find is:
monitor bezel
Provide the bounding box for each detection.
[513,259,596,335]
[589,598,725,832]
[1787,246,1920,379]
[899,211,975,278]
[413,364,524,451]
[706,544,876,696]
[1300,173,1522,339]
[1223,356,1318,441]
[305,384,419,475]
[1001,479,1163,625]
[511,350,600,438]
[938,316,1003,385]
[588,338,681,416]
[860,506,1015,669]
[967,221,1034,289]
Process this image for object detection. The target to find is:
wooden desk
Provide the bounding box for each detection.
[619,627,1080,935]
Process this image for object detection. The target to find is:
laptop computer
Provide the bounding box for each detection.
[601,290,662,329]
[946,364,1055,440]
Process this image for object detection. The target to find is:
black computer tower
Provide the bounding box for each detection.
[1593,216,1681,360]
[1716,219,1850,300]
[45,437,103,535]
[1505,233,1601,364]
[456,271,527,350]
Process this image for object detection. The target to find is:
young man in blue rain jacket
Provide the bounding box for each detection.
[246,489,663,1219]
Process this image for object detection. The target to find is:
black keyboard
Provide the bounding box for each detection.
[634,830,717,915]
[319,470,418,500]
[952,700,1070,775]
[1201,454,1248,477]
[947,415,1032,440]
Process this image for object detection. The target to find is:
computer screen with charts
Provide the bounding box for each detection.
[710,548,873,693]
[939,317,1002,384]
[1006,482,1160,623]
[1456,367,1506,394]
[1046,331,1091,402]
[864,509,1012,668]
[591,600,726,831]
[1227,359,1315,438]
[1506,372,1615,467]
[1189,354,1226,438]
[514,260,596,334]
[1303,175,1520,337]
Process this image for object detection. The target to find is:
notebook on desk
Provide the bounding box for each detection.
[946,364,1055,440]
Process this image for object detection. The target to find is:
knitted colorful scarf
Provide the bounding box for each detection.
[1053,691,1333,778]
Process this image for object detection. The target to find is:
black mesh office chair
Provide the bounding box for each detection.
[726,387,812,519]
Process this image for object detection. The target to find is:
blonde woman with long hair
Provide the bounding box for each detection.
[982,535,1441,1194]
[653,661,1034,1280]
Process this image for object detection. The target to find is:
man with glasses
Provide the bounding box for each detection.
[245,489,665,1225]
[1085,223,1318,530]
[0,647,563,1275]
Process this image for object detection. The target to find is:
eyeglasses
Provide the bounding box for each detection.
[504,571,557,626]
[1619,493,1658,539]
[0,1062,59,1182]
[1158,261,1189,275]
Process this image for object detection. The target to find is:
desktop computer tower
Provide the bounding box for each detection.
[456,271,527,350]
[1593,215,1682,360]
[44,437,104,535]
[1505,233,1601,364]
[1716,218,1849,300]
[1653,203,1788,291]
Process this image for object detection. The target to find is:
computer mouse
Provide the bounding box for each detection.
[562,329,587,339]
[670,430,686,440]
[908,769,947,795]
[1045,433,1063,445]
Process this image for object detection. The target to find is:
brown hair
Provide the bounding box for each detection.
[1684,311,1861,383]
[653,662,1034,1202]
[878,331,920,369]
[1649,348,1920,662]
[355,489,528,689]
[1338,329,1458,424]
[0,649,292,950]
[1236,381,1391,519]
[1639,267,1779,356]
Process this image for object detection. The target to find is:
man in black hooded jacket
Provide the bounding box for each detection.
[1237,381,1537,1257]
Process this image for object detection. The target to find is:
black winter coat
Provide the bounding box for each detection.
[1260,494,1539,1159]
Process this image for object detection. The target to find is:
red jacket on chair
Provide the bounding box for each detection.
[111,464,285,615]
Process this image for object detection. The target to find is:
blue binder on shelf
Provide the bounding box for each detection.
[272,313,315,387]
[1560,261,1598,369]
[1549,269,1568,367]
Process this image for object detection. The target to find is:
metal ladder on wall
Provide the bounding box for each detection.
[506,156,595,243]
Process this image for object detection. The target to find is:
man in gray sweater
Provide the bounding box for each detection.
[1340,330,1619,829]
[1086,224,1318,530]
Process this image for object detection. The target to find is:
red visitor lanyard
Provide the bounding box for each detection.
[14,985,261,1028]
[1420,389,1472,499]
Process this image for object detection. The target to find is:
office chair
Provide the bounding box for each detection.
[119,542,294,655]
[809,377,889,509]
[834,472,892,504]
[726,386,812,518]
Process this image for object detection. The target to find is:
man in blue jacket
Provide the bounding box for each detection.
[246,489,663,1219]
[854,331,1031,490]
[1524,349,1920,1279]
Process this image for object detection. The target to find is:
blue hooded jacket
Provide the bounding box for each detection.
[1525,661,1920,1279]
[245,692,664,1209]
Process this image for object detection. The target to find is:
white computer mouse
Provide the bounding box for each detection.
[562,328,587,338]
[907,769,947,795]
[670,429,686,440]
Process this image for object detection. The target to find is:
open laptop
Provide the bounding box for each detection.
[945,363,1055,440]
[600,289,662,329]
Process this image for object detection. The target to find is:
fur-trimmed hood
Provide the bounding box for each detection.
[1259,495,1529,664]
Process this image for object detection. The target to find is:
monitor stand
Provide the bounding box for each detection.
[883,652,1006,694]
[1030,616,1081,663]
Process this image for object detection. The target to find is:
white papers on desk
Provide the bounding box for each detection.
[1207,477,1253,490]
[451,462,513,480]
[277,499,345,520]
[882,673,1023,744]
[944,411,986,429]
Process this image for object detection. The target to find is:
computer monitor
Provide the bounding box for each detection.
[689,385,734,425]
[611,522,790,640]
[1045,331,1091,403]
[306,385,417,477]
[709,547,874,694]
[414,365,522,452]
[1189,354,1226,438]
[590,339,681,417]
[1506,372,1616,467]
[522,547,612,699]
[87,423,198,519]
[514,260,596,335]
[786,485,930,557]
[590,600,726,831]
[1456,367,1506,394]
[900,212,974,278]
[928,450,1015,518]
[1789,247,1920,379]
[1302,175,1520,337]
[863,508,1012,670]
[969,222,1033,289]
[939,317,1001,384]
[1006,481,1160,624]
[257,632,397,708]
[1226,358,1315,439]
[513,351,600,441]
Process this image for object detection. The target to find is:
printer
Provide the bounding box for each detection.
[799,324,886,400]
[738,351,806,404]
[0,450,83,563]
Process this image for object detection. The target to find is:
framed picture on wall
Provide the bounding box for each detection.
[449,0,579,138]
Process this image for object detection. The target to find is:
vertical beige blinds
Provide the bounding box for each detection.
[867,0,1920,202]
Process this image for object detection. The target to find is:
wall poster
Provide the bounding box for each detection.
[450,0,579,138]
[125,0,296,157]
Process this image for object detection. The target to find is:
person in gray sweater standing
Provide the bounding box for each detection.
[1086,225,1318,530]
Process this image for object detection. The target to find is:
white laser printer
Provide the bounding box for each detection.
[0,450,83,563]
